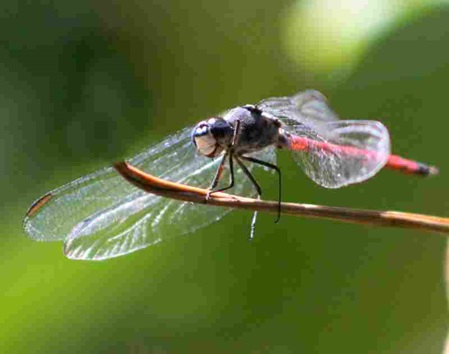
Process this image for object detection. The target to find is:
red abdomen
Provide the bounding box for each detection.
[289,135,438,176]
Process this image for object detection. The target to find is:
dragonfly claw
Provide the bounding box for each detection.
[205,189,212,202]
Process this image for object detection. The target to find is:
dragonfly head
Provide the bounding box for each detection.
[191,117,233,157]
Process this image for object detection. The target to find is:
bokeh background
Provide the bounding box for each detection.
[2,0,449,353]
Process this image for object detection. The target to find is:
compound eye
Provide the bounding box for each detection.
[191,121,218,157]
[206,118,218,125]
[194,122,209,138]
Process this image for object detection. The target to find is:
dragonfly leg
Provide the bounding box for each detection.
[234,156,263,239]
[231,119,241,146]
[240,156,282,223]
[234,156,262,196]
[206,119,242,200]
[206,154,235,201]
[206,152,229,200]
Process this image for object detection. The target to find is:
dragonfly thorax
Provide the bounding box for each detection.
[191,117,234,157]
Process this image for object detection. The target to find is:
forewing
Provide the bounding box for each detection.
[23,127,193,242]
[64,145,276,260]
[24,125,277,260]
[258,90,339,129]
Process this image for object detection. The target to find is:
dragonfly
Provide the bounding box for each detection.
[23,90,438,261]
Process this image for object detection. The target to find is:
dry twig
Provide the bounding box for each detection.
[114,161,449,236]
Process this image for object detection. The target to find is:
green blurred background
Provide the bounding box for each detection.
[2,0,449,353]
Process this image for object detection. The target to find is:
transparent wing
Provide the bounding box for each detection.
[258,90,339,129]
[23,126,276,260]
[259,90,391,188]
